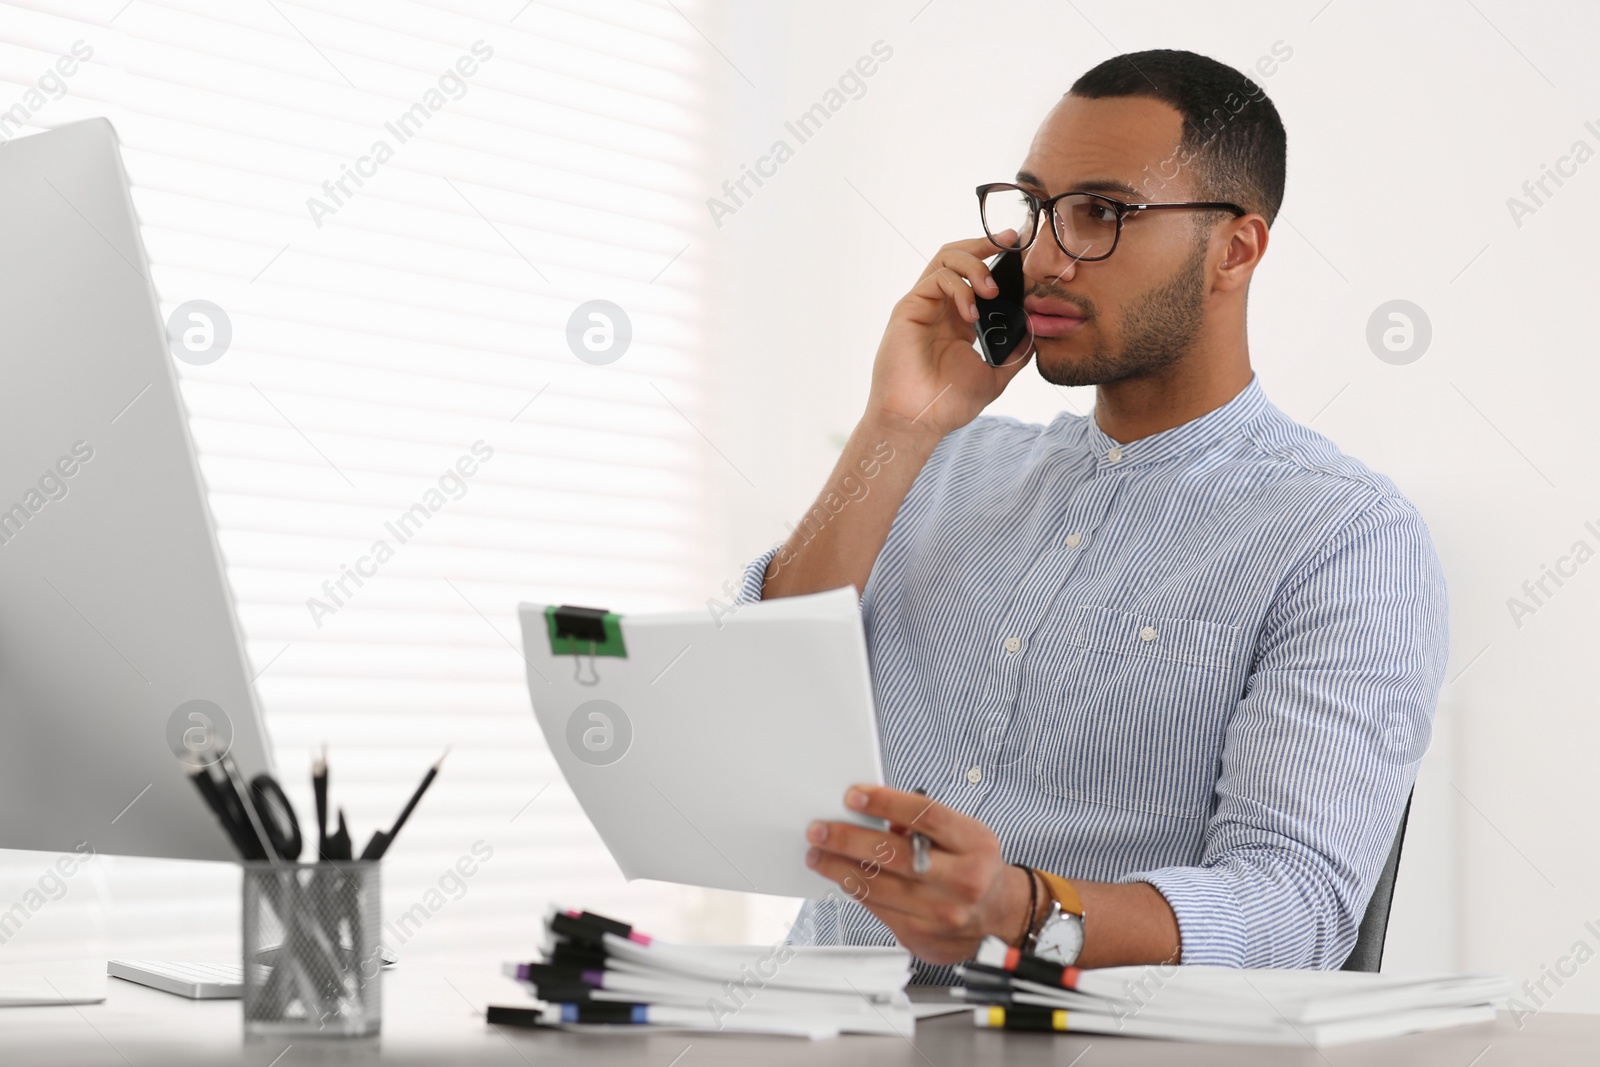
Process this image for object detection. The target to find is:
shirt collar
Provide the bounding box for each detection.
[1082,373,1268,471]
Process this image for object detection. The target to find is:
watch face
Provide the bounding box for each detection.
[1034,911,1084,966]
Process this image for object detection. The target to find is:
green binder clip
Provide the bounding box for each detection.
[546,605,627,686]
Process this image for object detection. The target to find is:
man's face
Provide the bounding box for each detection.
[1015,94,1218,388]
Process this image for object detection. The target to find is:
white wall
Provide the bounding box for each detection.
[703,0,1600,1008]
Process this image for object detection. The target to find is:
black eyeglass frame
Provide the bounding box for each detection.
[975,182,1247,262]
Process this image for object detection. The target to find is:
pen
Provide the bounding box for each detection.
[188,765,252,858]
[218,752,279,863]
[313,745,328,859]
[180,754,340,1022]
[910,787,932,875]
[205,759,267,861]
[360,748,447,860]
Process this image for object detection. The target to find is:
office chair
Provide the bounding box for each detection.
[1340,792,1414,972]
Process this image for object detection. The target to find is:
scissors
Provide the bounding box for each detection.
[247,772,303,861]
[212,754,302,862]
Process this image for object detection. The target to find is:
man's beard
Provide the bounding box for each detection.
[1033,239,1208,388]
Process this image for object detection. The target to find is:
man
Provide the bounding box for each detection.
[734,49,1446,982]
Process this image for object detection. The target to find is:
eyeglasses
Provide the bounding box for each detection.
[976,182,1246,262]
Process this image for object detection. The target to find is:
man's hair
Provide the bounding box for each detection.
[1069,49,1286,226]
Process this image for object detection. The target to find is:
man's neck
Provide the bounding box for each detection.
[1091,352,1254,445]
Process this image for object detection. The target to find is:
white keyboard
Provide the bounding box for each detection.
[108,960,242,999]
[108,951,398,999]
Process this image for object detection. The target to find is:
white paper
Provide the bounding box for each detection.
[518,587,886,897]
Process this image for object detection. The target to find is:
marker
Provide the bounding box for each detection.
[951,984,1018,1006]
[519,981,599,1003]
[507,962,604,986]
[485,1004,548,1029]
[973,1004,1070,1032]
[951,963,1012,992]
[544,940,607,970]
[535,1001,832,1036]
[972,935,1081,989]
[506,960,682,1003]
[553,1002,651,1025]
[548,908,652,946]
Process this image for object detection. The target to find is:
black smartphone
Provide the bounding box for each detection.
[973,250,1030,367]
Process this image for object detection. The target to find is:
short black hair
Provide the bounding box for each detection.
[1069,49,1286,225]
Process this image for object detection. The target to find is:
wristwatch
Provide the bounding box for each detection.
[1029,900,1085,965]
[1027,871,1086,966]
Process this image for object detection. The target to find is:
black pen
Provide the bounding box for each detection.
[218,753,277,862]
[188,765,252,858]
[360,748,447,861]
[313,745,328,859]
[203,759,267,861]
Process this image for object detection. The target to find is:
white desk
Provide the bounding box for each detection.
[0,962,1591,1065]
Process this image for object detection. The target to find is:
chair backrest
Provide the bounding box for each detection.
[1341,792,1414,972]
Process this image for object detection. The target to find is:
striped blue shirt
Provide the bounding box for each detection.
[737,374,1447,983]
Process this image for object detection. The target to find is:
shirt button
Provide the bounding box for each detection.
[1065,533,1082,549]
[1003,636,1021,654]
[966,766,983,785]
[1139,626,1157,642]
[1106,448,1124,463]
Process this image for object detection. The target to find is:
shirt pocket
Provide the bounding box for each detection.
[1030,605,1247,820]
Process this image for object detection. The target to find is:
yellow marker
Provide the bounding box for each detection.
[974,1006,1070,1032]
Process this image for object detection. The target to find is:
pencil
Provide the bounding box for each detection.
[360,748,448,860]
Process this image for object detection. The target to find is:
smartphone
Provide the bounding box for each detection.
[973,250,1030,367]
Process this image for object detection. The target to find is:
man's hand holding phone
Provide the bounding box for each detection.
[865,230,1034,444]
[761,230,1033,602]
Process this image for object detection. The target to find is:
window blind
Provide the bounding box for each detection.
[0,0,719,965]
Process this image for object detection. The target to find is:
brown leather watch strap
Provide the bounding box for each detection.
[1035,870,1085,918]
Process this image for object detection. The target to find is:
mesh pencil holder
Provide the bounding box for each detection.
[241,861,382,1038]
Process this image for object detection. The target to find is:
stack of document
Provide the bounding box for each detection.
[955,936,1509,1047]
[496,908,915,1038]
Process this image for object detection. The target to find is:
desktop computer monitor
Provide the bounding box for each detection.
[0,120,274,874]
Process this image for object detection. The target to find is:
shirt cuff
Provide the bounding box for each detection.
[732,545,781,606]
[730,543,870,611]
[1121,865,1247,968]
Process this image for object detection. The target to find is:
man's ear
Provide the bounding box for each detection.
[1213,215,1269,293]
